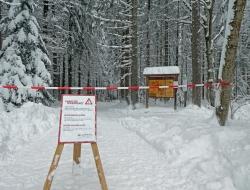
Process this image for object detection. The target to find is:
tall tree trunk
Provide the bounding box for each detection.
[216,0,247,126]
[120,0,130,103]
[204,0,215,106]
[43,0,49,17]
[192,0,201,107]
[145,0,151,67]
[164,3,169,66]
[120,22,130,102]
[160,19,164,66]
[0,2,2,50]
[130,0,138,108]
[68,54,72,94]
[176,0,180,66]
[67,10,74,95]
[43,0,49,38]
[51,3,59,99]
[78,60,81,94]
[87,70,91,95]
[52,53,59,98]
[120,65,129,103]
[156,30,159,66]
[62,56,66,94]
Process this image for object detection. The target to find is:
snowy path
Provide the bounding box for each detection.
[0,102,250,190]
[0,103,177,190]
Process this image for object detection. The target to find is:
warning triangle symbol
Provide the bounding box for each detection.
[85,98,93,105]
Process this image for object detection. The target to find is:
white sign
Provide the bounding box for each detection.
[58,95,96,143]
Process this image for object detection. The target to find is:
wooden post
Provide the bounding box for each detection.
[174,89,177,110]
[73,143,81,165]
[43,143,64,190]
[91,143,108,190]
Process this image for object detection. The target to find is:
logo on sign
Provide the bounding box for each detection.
[85,98,93,105]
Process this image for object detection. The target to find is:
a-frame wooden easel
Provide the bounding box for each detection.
[43,142,108,190]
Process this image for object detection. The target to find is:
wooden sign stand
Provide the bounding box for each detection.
[43,142,108,190]
[44,95,107,190]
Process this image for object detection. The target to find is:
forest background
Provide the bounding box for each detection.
[0,0,249,125]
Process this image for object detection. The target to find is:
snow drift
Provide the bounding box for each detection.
[122,104,250,190]
[0,102,58,159]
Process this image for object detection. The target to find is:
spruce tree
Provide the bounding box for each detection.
[0,0,52,111]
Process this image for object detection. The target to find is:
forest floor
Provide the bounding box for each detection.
[0,101,250,190]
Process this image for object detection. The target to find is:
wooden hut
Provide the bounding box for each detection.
[143,66,180,109]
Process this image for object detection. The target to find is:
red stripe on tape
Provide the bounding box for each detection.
[83,86,95,91]
[187,83,196,89]
[220,80,231,87]
[57,86,71,90]
[107,86,118,91]
[31,86,45,90]
[169,84,179,89]
[3,85,17,89]
[204,82,213,88]
[129,86,139,91]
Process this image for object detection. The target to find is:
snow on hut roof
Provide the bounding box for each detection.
[143,66,180,75]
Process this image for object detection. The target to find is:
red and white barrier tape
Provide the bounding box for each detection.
[0,81,232,91]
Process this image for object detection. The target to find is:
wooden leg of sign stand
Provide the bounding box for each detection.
[91,143,108,190]
[44,143,108,190]
[73,143,81,164]
[43,143,64,190]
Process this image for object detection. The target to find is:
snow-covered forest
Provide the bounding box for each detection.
[0,0,249,110]
[0,0,250,190]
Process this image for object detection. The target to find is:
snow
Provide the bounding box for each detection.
[0,103,58,160]
[143,66,180,75]
[0,102,250,190]
[234,103,250,121]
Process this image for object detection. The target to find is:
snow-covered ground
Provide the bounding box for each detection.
[0,101,250,190]
[0,102,58,160]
